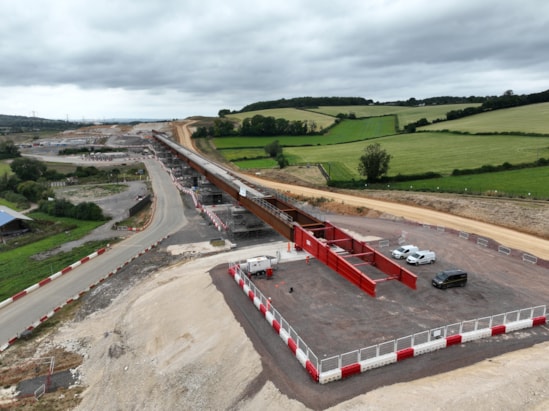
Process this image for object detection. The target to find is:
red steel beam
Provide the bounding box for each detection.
[154,135,417,297]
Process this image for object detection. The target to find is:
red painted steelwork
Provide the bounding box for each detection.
[293,223,417,297]
[154,134,417,298]
[294,225,377,296]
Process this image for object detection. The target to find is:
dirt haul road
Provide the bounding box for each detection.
[174,121,549,260]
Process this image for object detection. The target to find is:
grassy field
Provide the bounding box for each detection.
[216,148,266,161]
[420,102,549,134]
[320,161,355,180]
[233,157,279,169]
[280,132,549,177]
[214,116,397,150]
[308,104,481,125]
[371,166,549,199]
[227,108,336,130]
[232,132,549,176]
[214,135,321,150]
[226,104,481,132]
[0,198,18,209]
[0,212,109,301]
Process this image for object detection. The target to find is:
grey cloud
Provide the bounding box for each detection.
[1,0,548,118]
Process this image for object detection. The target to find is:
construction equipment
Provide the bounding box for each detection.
[243,256,273,278]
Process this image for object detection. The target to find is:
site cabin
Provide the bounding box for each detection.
[391,245,419,260]
[244,256,273,278]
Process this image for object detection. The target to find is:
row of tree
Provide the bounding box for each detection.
[38,198,106,221]
[1,157,112,220]
[236,96,373,113]
[0,140,21,159]
[445,89,549,121]
[192,119,236,138]
[388,96,488,106]
[192,114,317,138]
[241,115,313,136]
[264,140,289,168]
[0,114,85,133]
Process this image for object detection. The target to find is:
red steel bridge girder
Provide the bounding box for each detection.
[153,133,417,298]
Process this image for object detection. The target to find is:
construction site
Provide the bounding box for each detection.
[151,130,549,384]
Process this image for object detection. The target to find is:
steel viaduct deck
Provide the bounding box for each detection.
[152,131,417,297]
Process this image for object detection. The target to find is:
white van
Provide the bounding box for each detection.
[406,250,436,265]
[391,245,419,260]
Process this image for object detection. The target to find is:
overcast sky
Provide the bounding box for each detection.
[1,0,548,120]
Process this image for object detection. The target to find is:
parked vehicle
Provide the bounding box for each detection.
[252,255,278,268]
[406,250,436,265]
[244,256,273,277]
[432,269,467,289]
[391,245,419,260]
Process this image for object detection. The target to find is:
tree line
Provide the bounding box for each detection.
[192,114,317,138]
[401,89,549,132]
[0,156,123,221]
[236,96,373,113]
[445,89,549,121]
[0,114,86,134]
[0,140,21,159]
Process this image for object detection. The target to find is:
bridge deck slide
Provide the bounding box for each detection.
[153,132,417,297]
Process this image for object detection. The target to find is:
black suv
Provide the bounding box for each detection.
[432,269,467,289]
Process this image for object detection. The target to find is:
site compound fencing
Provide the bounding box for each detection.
[228,262,320,374]
[229,255,548,383]
[319,305,547,375]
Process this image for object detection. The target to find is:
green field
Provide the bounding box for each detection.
[281,133,549,177]
[375,166,549,199]
[227,104,482,131]
[233,157,278,169]
[219,103,549,198]
[320,161,355,180]
[227,108,336,130]
[219,148,266,161]
[214,116,397,150]
[420,102,549,134]
[0,212,109,301]
[309,104,481,125]
[0,198,18,209]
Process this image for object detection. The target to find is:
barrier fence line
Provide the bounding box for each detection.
[0,247,108,310]
[318,305,547,383]
[225,262,547,384]
[172,174,228,232]
[160,153,549,382]
[0,237,170,353]
[227,262,319,382]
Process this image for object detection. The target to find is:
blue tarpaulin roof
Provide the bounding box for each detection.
[0,206,32,228]
[0,211,15,226]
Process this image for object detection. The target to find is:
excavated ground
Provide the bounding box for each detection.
[2,123,548,410]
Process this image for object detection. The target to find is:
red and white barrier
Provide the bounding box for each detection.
[318,316,547,384]
[202,207,228,232]
[0,237,168,353]
[228,264,547,385]
[228,265,319,382]
[0,248,108,310]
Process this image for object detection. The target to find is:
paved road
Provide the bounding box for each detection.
[0,159,187,345]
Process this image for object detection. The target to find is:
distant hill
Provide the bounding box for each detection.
[238,97,374,113]
[235,89,549,117]
[0,114,84,134]
[0,114,174,135]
